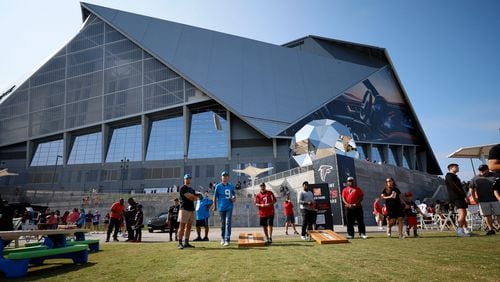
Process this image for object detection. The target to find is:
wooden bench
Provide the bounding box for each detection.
[25,239,100,252]
[0,244,88,278]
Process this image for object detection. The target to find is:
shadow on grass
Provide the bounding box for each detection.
[3,262,97,281]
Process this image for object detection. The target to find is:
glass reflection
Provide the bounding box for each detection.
[31,139,63,166]
[188,110,228,159]
[68,132,102,164]
[146,117,184,160]
[106,124,142,162]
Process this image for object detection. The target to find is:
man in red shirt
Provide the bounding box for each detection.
[341,177,367,239]
[106,198,125,242]
[283,197,299,235]
[254,182,277,244]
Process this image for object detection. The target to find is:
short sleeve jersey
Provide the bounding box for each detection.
[196,197,213,220]
[381,187,402,209]
[283,201,294,216]
[110,202,124,219]
[254,191,276,218]
[470,173,497,202]
[341,186,364,205]
[179,185,196,211]
[404,200,419,217]
[168,205,179,221]
[214,182,235,212]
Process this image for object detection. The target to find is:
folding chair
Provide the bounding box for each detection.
[439,212,457,231]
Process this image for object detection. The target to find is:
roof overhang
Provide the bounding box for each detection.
[447,144,496,159]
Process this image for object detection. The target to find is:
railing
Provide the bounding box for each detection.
[255,165,313,185]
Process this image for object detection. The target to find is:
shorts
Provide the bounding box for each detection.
[453,198,468,210]
[92,222,99,226]
[406,216,418,226]
[178,210,195,224]
[478,201,500,216]
[387,207,404,219]
[196,218,209,228]
[285,215,295,224]
[259,216,274,227]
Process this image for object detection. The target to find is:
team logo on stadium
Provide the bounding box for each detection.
[318,165,333,182]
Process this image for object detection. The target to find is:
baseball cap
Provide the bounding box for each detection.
[221,171,229,176]
[183,174,192,179]
[347,176,355,181]
[404,191,413,197]
[478,164,489,171]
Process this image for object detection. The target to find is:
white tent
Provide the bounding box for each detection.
[0,168,19,177]
[233,165,273,193]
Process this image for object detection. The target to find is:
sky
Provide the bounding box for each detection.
[0,0,499,180]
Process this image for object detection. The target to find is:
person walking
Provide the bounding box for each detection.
[106,198,125,242]
[125,198,138,242]
[373,197,384,230]
[213,171,236,246]
[298,181,316,240]
[341,177,367,239]
[134,204,144,242]
[284,197,299,235]
[445,163,470,237]
[381,177,407,239]
[177,174,200,249]
[469,164,499,235]
[254,182,277,244]
[167,198,180,241]
[194,192,213,241]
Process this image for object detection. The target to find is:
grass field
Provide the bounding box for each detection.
[7,232,500,281]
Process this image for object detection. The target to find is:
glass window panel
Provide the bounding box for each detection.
[387,146,397,166]
[104,62,142,94]
[105,40,142,68]
[68,20,104,53]
[30,56,66,87]
[371,146,382,164]
[146,116,184,160]
[188,110,228,159]
[105,23,126,43]
[68,132,102,164]
[67,47,103,77]
[106,124,142,162]
[31,139,63,166]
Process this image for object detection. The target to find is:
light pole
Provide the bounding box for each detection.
[120,158,129,194]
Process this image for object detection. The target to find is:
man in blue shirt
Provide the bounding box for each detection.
[193,192,213,241]
[213,171,236,246]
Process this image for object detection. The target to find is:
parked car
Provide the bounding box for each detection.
[147,212,169,233]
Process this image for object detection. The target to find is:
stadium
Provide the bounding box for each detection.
[0,3,441,214]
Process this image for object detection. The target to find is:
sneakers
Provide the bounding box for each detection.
[220,239,225,245]
[177,244,184,249]
[266,238,272,244]
[456,228,470,237]
[346,235,354,239]
[113,238,119,242]
[183,243,195,248]
[294,231,299,235]
[360,234,368,239]
[193,237,202,242]
[300,236,308,240]
[203,237,209,241]
[486,229,496,236]
[463,228,471,235]
[223,241,230,247]
[399,234,406,239]
[386,232,391,238]
[285,231,288,235]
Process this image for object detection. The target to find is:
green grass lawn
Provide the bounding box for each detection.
[7,232,500,281]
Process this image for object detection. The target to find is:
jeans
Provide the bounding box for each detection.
[219,209,233,242]
[301,209,315,237]
[107,217,120,241]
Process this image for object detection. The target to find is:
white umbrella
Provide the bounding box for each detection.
[233,165,274,193]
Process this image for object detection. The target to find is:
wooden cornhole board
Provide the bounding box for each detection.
[309,230,349,244]
[238,232,267,248]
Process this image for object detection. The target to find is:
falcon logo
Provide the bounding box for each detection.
[318,165,333,182]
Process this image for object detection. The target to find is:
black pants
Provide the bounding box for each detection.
[126,218,135,241]
[107,217,120,241]
[301,209,315,236]
[135,227,142,242]
[169,221,179,240]
[346,207,366,237]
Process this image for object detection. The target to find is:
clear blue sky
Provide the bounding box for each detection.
[1,0,499,179]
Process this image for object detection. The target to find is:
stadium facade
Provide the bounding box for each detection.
[0,3,441,193]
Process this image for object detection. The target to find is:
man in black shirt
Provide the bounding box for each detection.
[167,198,180,241]
[445,163,470,237]
[470,164,499,235]
[488,144,500,194]
[177,174,201,249]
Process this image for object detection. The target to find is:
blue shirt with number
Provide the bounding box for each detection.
[196,197,213,220]
[214,182,235,212]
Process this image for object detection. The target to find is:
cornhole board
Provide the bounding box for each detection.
[309,230,349,244]
[238,233,267,248]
